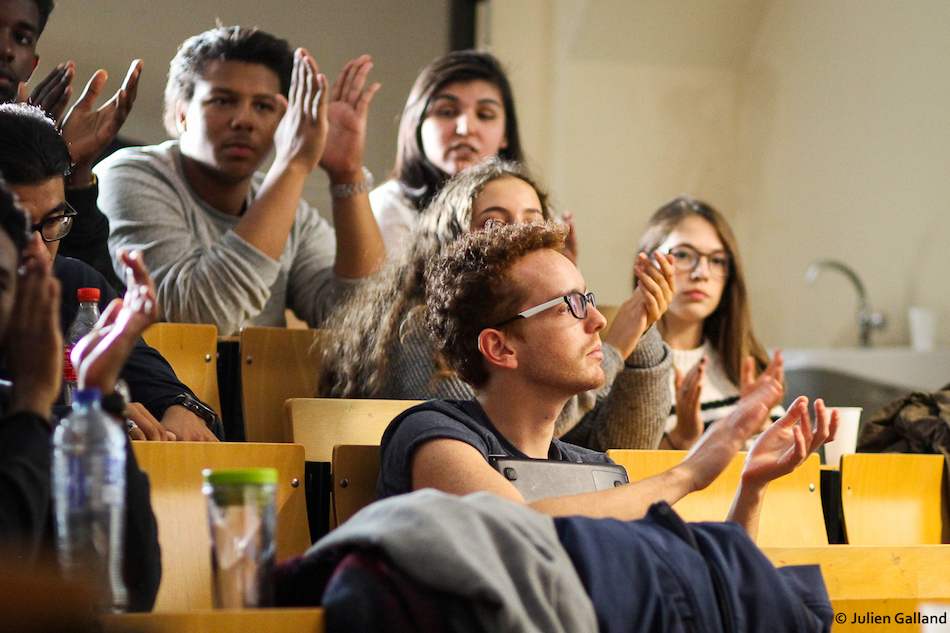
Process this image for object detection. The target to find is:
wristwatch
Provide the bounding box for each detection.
[329,167,374,199]
[171,394,218,430]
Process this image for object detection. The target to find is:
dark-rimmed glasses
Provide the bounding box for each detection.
[493,291,596,327]
[30,202,78,243]
[666,244,731,279]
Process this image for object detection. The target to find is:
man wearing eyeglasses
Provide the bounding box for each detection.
[377,222,836,539]
[0,103,219,441]
[0,0,143,292]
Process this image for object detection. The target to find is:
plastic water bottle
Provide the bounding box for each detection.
[52,388,128,613]
[63,288,101,406]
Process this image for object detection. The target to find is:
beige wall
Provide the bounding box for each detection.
[488,0,950,349]
[35,0,450,213]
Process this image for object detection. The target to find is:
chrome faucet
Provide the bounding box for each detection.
[805,260,886,347]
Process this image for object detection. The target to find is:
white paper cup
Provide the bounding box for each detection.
[823,407,862,467]
[909,307,937,351]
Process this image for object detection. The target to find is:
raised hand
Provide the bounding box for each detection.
[61,60,143,187]
[272,48,328,174]
[318,54,380,183]
[740,350,784,409]
[71,250,158,394]
[679,368,783,492]
[29,62,75,123]
[741,396,837,487]
[668,358,706,450]
[7,234,63,418]
[602,250,675,358]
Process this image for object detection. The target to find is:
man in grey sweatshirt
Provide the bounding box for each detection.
[97,26,385,335]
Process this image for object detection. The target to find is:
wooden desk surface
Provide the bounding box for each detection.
[764,545,950,600]
[103,608,324,633]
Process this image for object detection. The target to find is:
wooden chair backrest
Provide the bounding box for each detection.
[239,327,328,443]
[133,442,310,611]
[607,449,826,546]
[762,545,950,601]
[286,398,422,463]
[142,322,221,415]
[840,453,948,545]
[332,445,381,527]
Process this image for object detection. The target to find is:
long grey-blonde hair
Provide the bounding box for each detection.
[319,158,553,397]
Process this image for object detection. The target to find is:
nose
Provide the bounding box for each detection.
[0,31,14,61]
[230,101,255,130]
[690,255,711,280]
[455,113,469,136]
[586,305,607,333]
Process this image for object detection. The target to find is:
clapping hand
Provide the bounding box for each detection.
[318,54,380,183]
[601,251,676,358]
[60,60,143,187]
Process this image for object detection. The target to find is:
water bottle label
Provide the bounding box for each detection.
[102,456,124,505]
[63,346,78,382]
[65,457,86,508]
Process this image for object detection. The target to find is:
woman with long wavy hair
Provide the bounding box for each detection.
[637,196,783,450]
[322,158,676,450]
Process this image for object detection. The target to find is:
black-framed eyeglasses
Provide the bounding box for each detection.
[666,244,731,279]
[493,291,596,327]
[30,202,78,243]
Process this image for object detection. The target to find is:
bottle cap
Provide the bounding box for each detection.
[203,468,278,486]
[73,388,102,407]
[77,288,100,303]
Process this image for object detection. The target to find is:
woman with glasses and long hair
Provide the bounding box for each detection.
[323,158,675,450]
[370,50,577,262]
[637,196,784,450]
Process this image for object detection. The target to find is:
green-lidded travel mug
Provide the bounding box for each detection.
[202,468,278,608]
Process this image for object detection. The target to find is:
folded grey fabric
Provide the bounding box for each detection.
[307,489,598,633]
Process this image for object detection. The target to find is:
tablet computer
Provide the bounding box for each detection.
[489,456,629,503]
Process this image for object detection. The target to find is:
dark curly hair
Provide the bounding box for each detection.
[425,221,568,388]
[163,25,293,137]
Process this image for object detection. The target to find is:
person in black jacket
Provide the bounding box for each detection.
[0,102,218,441]
[0,178,160,610]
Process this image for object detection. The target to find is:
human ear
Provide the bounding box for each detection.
[175,101,189,135]
[478,328,518,371]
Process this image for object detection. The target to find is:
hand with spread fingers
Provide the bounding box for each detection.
[726,395,837,539]
[318,54,380,184]
[60,60,143,188]
[741,396,837,487]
